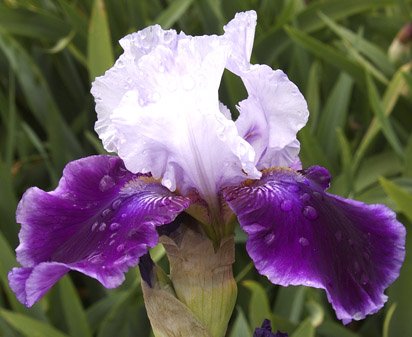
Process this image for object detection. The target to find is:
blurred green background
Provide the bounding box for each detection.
[0,0,411,336]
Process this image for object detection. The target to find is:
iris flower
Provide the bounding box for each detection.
[9,11,405,325]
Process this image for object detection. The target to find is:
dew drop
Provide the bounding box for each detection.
[353,312,363,320]
[302,206,318,220]
[363,252,370,261]
[128,229,138,238]
[99,175,115,192]
[109,240,116,246]
[116,244,125,252]
[121,213,127,218]
[91,221,99,231]
[300,193,310,202]
[112,199,122,210]
[335,231,342,242]
[102,208,111,217]
[110,222,120,231]
[89,254,102,264]
[264,232,275,244]
[99,222,107,231]
[299,237,309,246]
[313,191,322,199]
[280,200,293,212]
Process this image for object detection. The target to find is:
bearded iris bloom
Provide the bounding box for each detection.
[9,10,405,330]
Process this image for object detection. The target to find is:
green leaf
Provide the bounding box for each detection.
[242,280,272,330]
[273,286,306,324]
[0,31,82,170]
[379,177,412,222]
[154,0,194,29]
[228,307,251,337]
[316,73,353,161]
[354,64,410,170]
[59,276,92,337]
[318,321,361,337]
[365,74,404,158]
[0,4,70,40]
[285,26,364,84]
[383,303,397,337]
[88,0,114,81]
[291,318,315,337]
[0,309,69,337]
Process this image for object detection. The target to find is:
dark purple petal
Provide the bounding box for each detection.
[9,155,190,307]
[224,166,406,323]
[253,319,288,337]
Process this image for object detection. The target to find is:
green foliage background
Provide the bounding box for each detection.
[0,0,411,336]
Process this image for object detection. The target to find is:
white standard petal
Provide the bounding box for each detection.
[223,10,257,74]
[236,65,309,169]
[91,26,260,206]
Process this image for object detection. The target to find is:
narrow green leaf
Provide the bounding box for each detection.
[273,286,306,324]
[299,128,333,171]
[404,135,412,177]
[0,309,69,337]
[316,73,353,160]
[0,31,82,169]
[365,73,404,158]
[228,307,251,337]
[318,12,394,76]
[88,0,114,81]
[285,26,363,84]
[154,0,194,29]
[291,318,315,337]
[59,276,92,337]
[305,61,321,130]
[383,303,397,337]
[242,280,272,330]
[0,4,70,40]
[379,177,412,222]
[353,64,410,170]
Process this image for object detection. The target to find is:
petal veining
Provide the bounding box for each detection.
[9,155,190,306]
[91,23,260,204]
[224,166,406,323]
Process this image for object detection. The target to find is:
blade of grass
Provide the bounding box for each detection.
[365,73,404,158]
[154,0,194,29]
[88,0,114,81]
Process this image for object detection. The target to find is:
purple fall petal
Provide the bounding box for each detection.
[224,166,406,323]
[253,319,288,337]
[9,155,190,307]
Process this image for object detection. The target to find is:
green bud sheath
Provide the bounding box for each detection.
[161,223,237,337]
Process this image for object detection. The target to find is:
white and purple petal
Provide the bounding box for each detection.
[91,23,260,205]
[9,155,190,307]
[224,166,406,323]
[223,12,308,169]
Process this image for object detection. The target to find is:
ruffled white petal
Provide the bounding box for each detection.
[223,13,308,169]
[92,25,260,203]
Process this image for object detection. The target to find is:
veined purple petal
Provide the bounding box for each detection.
[224,166,406,323]
[9,155,190,307]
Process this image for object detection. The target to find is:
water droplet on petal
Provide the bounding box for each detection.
[299,237,309,246]
[280,200,293,212]
[363,252,370,261]
[313,191,322,199]
[91,222,99,231]
[128,229,139,239]
[112,199,122,210]
[302,206,318,220]
[102,208,111,217]
[99,175,115,192]
[110,222,120,231]
[353,312,363,320]
[116,244,125,252]
[109,240,116,246]
[99,223,107,231]
[264,232,275,244]
[300,193,310,202]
